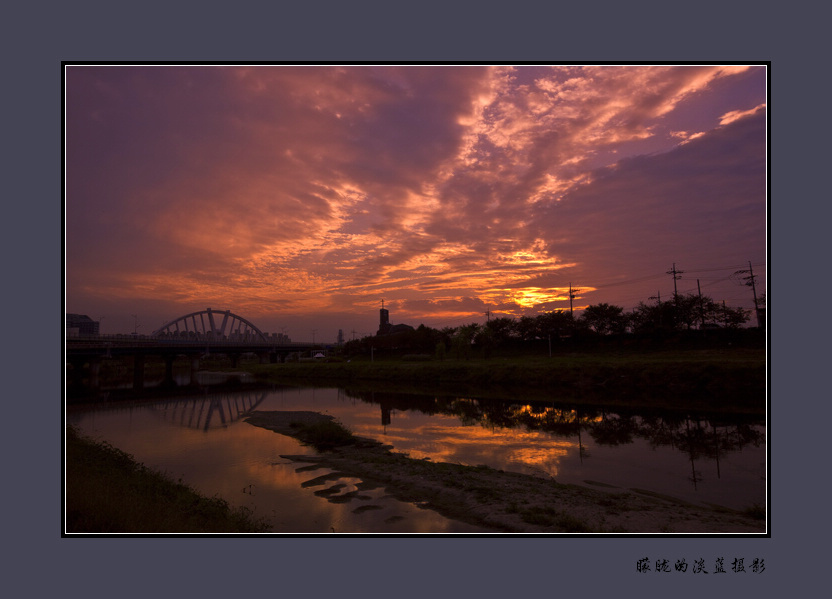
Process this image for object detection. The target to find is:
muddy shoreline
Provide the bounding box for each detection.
[244,410,766,534]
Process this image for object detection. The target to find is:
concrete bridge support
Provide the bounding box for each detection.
[190,357,200,385]
[163,356,176,387]
[133,355,145,390]
[89,357,101,388]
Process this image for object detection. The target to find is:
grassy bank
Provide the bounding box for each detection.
[65,426,271,534]
[243,348,766,413]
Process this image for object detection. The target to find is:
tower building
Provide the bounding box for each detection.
[376,300,413,336]
[378,300,391,335]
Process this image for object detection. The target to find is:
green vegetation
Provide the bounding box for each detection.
[288,419,358,450]
[251,307,765,413]
[341,297,759,361]
[243,347,765,413]
[65,426,271,533]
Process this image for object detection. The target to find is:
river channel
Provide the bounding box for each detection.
[66,375,766,534]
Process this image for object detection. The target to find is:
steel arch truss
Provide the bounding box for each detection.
[152,308,268,342]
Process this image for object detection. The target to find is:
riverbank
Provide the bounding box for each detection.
[63,410,766,535]
[245,410,766,534]
[244,348,766,414]
[65,426,271,534]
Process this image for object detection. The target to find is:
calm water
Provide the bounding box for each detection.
[67,379,766,534]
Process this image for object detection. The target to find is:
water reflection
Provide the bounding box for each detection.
[74,389,269,431]
[152,389,268,430]
[67,383,766,532]
[343,388,764,475]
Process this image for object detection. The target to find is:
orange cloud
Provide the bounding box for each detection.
[719,103,767,125]
[66,65,766,335]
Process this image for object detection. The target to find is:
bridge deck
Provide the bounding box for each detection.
[66,335,318,354]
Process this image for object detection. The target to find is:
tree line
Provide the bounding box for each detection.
[342,292,757,358]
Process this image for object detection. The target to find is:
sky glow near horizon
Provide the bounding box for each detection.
[65,64,767,340]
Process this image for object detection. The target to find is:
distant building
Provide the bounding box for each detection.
[265,332,292,343]
[379,305,390,333]
[337,329,344,345]
[376,302,414,336]
[66,313,99,337]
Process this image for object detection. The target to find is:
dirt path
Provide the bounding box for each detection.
[244,410,766,534]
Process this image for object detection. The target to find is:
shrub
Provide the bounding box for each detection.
[290,419,356,450]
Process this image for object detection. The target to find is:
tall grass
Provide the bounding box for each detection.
[65,426,270,533]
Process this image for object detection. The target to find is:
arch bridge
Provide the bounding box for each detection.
[152,308,268,342]
[67,308,319,391]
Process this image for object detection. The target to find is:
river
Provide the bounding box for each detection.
[66,375,766,534]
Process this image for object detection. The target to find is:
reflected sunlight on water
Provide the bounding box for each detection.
[67,384,765,533]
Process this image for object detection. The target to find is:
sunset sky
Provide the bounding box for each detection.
[65,64,767,341]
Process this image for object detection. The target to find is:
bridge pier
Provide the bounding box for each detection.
[89,357,101,388]
[190,357,200,385]
[163,355,176,387]
[133,355,145,390]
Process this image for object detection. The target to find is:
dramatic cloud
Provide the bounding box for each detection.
[65,65,767,338]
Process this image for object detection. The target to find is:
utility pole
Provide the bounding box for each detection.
[351,329,357,341]
[734,261,762,327]
[484,309,491,322]
[667,263,683,307]
[697,279,705,329]
[569,283,578,314]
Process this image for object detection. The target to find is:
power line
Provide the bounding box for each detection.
[348,261,765,331]
[590,273,666,289]
[684,262,765,273]
[589,263,764,291]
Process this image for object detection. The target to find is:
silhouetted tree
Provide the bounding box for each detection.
[515,315,540,341]
[580,303,628,335]
[714,303,751,328]
[630,293,750,332]
[452,323,479,359]
[536,310,575,339]
[473,325,497,358]
[485,316,518,346]
[629,301,676,333]
[674,293,707,330]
